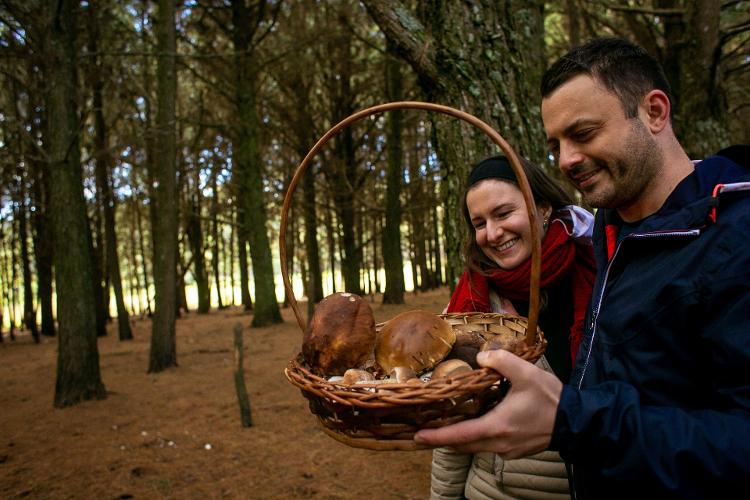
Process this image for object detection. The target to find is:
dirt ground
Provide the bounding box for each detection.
[0,287,453,499]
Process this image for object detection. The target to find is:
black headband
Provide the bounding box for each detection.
[467,156,518,187]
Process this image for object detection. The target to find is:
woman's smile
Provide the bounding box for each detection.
[492,237,519,253]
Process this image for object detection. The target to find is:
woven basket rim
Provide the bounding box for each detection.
[286,312,546,407]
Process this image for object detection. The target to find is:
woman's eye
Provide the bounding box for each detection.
[496,210,512,219]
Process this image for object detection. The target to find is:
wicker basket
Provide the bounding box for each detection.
[280,102,545,451]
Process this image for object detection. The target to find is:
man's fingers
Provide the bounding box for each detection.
[414,410,496,447]
[476,347,534,382]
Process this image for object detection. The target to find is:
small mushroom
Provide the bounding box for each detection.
[431,359,473,380]
[375,310,456,374]
[342,368,375,385]
[389,366,417,383]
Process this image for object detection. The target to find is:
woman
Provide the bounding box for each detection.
[431,155,596,500]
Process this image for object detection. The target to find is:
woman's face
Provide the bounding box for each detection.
[466,179,551,270]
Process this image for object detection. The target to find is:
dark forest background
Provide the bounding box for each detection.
[0,0,748,407]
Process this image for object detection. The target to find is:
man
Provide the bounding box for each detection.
[414,37,750,498]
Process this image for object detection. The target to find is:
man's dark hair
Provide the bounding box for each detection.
[540,37,674,118]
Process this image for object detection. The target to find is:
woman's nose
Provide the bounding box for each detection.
[486,219,503,243]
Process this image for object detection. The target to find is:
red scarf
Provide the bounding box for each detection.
[447,219,596,363]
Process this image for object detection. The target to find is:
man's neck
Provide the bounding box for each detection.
[618,147,694,223]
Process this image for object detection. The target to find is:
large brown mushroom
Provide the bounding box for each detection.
[480,330,525,354]
[449,330,488,368]
[375,310,456,374]
[302,292,376,376]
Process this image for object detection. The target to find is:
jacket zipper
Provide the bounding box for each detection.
[570,227,701,497]
[576,228,700,389]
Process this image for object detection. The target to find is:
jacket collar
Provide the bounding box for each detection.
[596,154,750,236]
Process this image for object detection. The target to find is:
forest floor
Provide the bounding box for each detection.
[0,287,452,500]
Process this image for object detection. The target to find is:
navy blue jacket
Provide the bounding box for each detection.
[550,149,750,499]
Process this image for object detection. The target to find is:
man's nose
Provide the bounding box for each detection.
[558,142,584,174]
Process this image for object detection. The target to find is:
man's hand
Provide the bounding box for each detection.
[414,349,563,459]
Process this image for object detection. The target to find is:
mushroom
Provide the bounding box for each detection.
[389,366,417,384]
[449,330,488,368]
[302,292,376,376]
[431,359,473,380]
[480,331,524,354]
[375,310,456,374]
[342,368,375,385]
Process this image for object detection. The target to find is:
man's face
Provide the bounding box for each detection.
[541,74,662,218]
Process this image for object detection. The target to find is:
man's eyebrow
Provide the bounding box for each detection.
[547,118,600,145]
[563,118,599,136]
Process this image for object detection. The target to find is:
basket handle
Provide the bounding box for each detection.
[279,101,541,349]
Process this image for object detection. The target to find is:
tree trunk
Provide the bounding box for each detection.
[382,42,406,304]
[237,230,253,311]
[89,207,108,337]
[148,0,179,373]
[43,0,106,407]
[31,158,56,337]
[128,210,144,316]
[362,0,546,289]
[302,164,324,316]
[229,208,237,306]
[566,0,582,48]
[186,195,210,313]
[372,214,380,294]
[673,0,728,157]
[1,231,17,341]
[17,193,39,343]
[231,0,282,327]
[134,197,152,316]
[408,154,430,291]
[431,204,443,286]
[1,228,17,342]
[210,170,224,309]
[88,3,132,340]
[324,205,337,294]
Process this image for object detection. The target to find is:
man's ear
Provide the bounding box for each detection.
[641,89,671,133]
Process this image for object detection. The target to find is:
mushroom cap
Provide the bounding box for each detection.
[342,368,375,385]
[302,292,376,376]
[388,366,417,383]
[375,310,456,374]
[432,359,473,380]
[449,330,488,368]
[480,330,524,354]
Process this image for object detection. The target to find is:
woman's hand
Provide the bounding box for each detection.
[414,349,563,459]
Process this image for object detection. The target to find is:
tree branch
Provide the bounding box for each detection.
[359,0,439,85]
[605,4,684,16]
